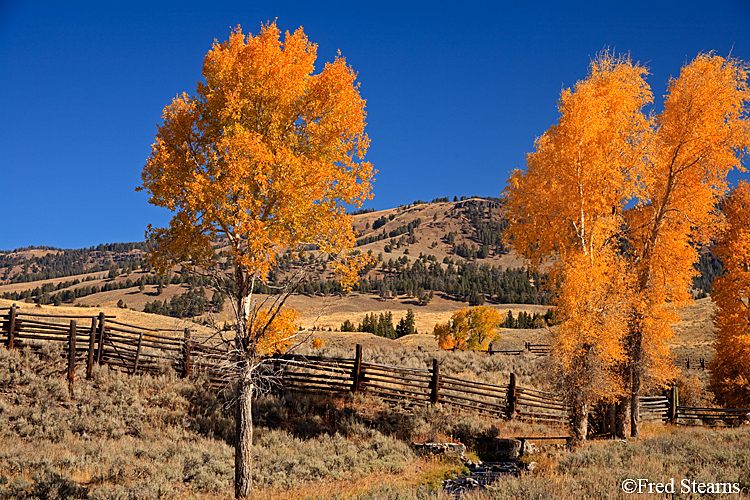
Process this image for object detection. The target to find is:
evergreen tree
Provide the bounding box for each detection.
[396,309,417,337]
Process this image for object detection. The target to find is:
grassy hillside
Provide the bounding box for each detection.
[0,198,552,340]
[0,197,722,370]
[1,341,748,499]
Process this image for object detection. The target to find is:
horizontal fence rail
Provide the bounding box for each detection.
[0,304,743,429]
[676,406,750,426]
[639,396,670,422]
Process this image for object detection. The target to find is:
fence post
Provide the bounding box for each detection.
[67,320,77,386]
[430,359,440,404]
[352,344,363,394]
[506,372,517,420]
[686,358,690,370]
[95,312,106,364]
[86,317,96,379]
[7,304,17,349]
[669,385,679,424]
[182,328,191,378]
[133,332,144,374]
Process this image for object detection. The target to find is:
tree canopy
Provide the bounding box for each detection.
[710,182,750,407]
[138,22,374,497]
[434,305,502,351]
[505,51,750,441]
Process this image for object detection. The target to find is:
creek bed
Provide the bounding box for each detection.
[442,460,523,496]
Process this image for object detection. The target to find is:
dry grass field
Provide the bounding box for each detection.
[1,339,748,499]
[0,294,718,363]
[670,296,717,362]
[0,297,214,336]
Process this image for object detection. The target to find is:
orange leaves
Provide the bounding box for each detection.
[140,21,373,273]
[433,306,502,351]
[550,250,631,403]
[251,307,300,357]
[505,51,651,267]
[504,51,750,431]
[710,182,750,407]
[631,54,750,266]
[139,22,374,359]
[434,322,455,350]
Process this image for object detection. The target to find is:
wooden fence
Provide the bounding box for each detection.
[490,343,707,371]
[0,304,746,428]
[275,344,567,422]
[0,304,223,382]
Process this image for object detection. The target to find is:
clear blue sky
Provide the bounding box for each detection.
[2,0,750,250]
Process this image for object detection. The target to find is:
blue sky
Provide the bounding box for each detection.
[2,0,750,250]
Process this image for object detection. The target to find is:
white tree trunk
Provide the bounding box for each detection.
[569,395,589,447]
[235,364,253,498]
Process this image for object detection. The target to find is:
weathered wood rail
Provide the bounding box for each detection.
[0,304,744,428]
[0,304,217,381]
[489,343,707,371]
[276,345,568,422]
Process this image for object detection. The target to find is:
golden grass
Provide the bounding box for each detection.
[0,297,213,335]
[248,457,448,500]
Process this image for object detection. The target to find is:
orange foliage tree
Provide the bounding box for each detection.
[710,182,750,407]
[624,53,750,436]
[434,306,502,351]
[549,250,633,444]
[505,52,649,442]
[505,51,750,440]
[138,23,373,497]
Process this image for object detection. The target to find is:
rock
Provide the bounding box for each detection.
[521,439,537,457]
[411,442,467,460]
[492,438,522,460]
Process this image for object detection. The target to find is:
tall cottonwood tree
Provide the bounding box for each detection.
[709,182,750,407]
[624,54,750,437]
[138,23,373,497]
[506,51,750,440]
[505,52,651,443]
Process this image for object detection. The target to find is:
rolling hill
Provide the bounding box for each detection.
[0,197,720,359]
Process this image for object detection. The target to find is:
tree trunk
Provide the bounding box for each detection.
[606,403,616,436]
[569,396,589,447]
[614,399,627,439]
[628,320,643,438]
[630,360,641,438]
[235,364,253,498]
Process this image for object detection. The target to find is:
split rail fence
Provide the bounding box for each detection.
[276,344,568,423]
[1,304,747,428]
[489,343,706,371]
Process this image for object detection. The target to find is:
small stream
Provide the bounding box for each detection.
[442,460,524,496]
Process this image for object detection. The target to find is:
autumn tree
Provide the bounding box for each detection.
[710,182,750,407]
[138,23,373,497]
[624,53,750,437]
[505,51,750,440]
[434,305,502,350]
[505,52,650,442]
